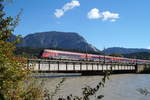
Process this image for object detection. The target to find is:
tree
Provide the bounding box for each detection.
[0,1,43,100]
[109,53,123,57]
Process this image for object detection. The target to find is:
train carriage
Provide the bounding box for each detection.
[42,49,150,64]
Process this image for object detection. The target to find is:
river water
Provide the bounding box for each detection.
[42,74,150,100]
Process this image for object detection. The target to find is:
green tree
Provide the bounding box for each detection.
[0,0,43,100]
[109,53,123,57]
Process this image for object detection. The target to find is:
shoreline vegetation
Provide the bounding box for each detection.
[0,0,43,99]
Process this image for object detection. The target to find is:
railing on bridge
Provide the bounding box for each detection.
[27,59,136,73]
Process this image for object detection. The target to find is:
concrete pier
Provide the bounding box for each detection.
[135,64,150,73]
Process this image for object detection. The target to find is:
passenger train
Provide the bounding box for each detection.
[41,49,150,64]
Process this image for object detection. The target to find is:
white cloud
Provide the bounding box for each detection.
[54,0,80,18]
[147,46,150,49]
[110,19,116,22]
[87,8,102,19]
[63,0,80,11]
[54,9,64,18]
[102,11,119,22]
[87,8,120,22]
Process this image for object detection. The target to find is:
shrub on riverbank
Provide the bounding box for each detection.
[0,0,43,99]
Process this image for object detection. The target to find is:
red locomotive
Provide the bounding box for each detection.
[41,49,150,64]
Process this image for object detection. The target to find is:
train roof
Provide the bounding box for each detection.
[44,49,89,56]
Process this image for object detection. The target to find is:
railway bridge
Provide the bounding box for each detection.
[28,59,150,74]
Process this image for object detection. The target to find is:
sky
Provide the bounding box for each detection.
[5,0,150,50]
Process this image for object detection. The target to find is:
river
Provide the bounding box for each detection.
[41,74,150,100]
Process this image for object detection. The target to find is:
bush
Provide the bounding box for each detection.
[0,1,43,100]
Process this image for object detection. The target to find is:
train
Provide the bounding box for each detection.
[41,49,150,64]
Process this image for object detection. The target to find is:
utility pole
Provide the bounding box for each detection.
[103,47,106,64]
[99,55,100,63]
[135,57,138,65]
[85,45,88,61]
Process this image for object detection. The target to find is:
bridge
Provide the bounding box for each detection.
[27,59,150,74]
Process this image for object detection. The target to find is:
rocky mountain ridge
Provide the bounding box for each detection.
[103,47,150,54]
[16,31,100,53]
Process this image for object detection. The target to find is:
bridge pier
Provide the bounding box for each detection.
[136,64,150,73]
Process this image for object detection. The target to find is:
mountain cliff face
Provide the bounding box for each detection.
[103,47,150,54]
[17,31,99,52]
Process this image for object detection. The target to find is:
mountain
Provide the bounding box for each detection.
[124,52,150,60]
[17,31,100,53]
[103,47,150,54]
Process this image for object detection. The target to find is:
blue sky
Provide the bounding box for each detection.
[5,0,150,50]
